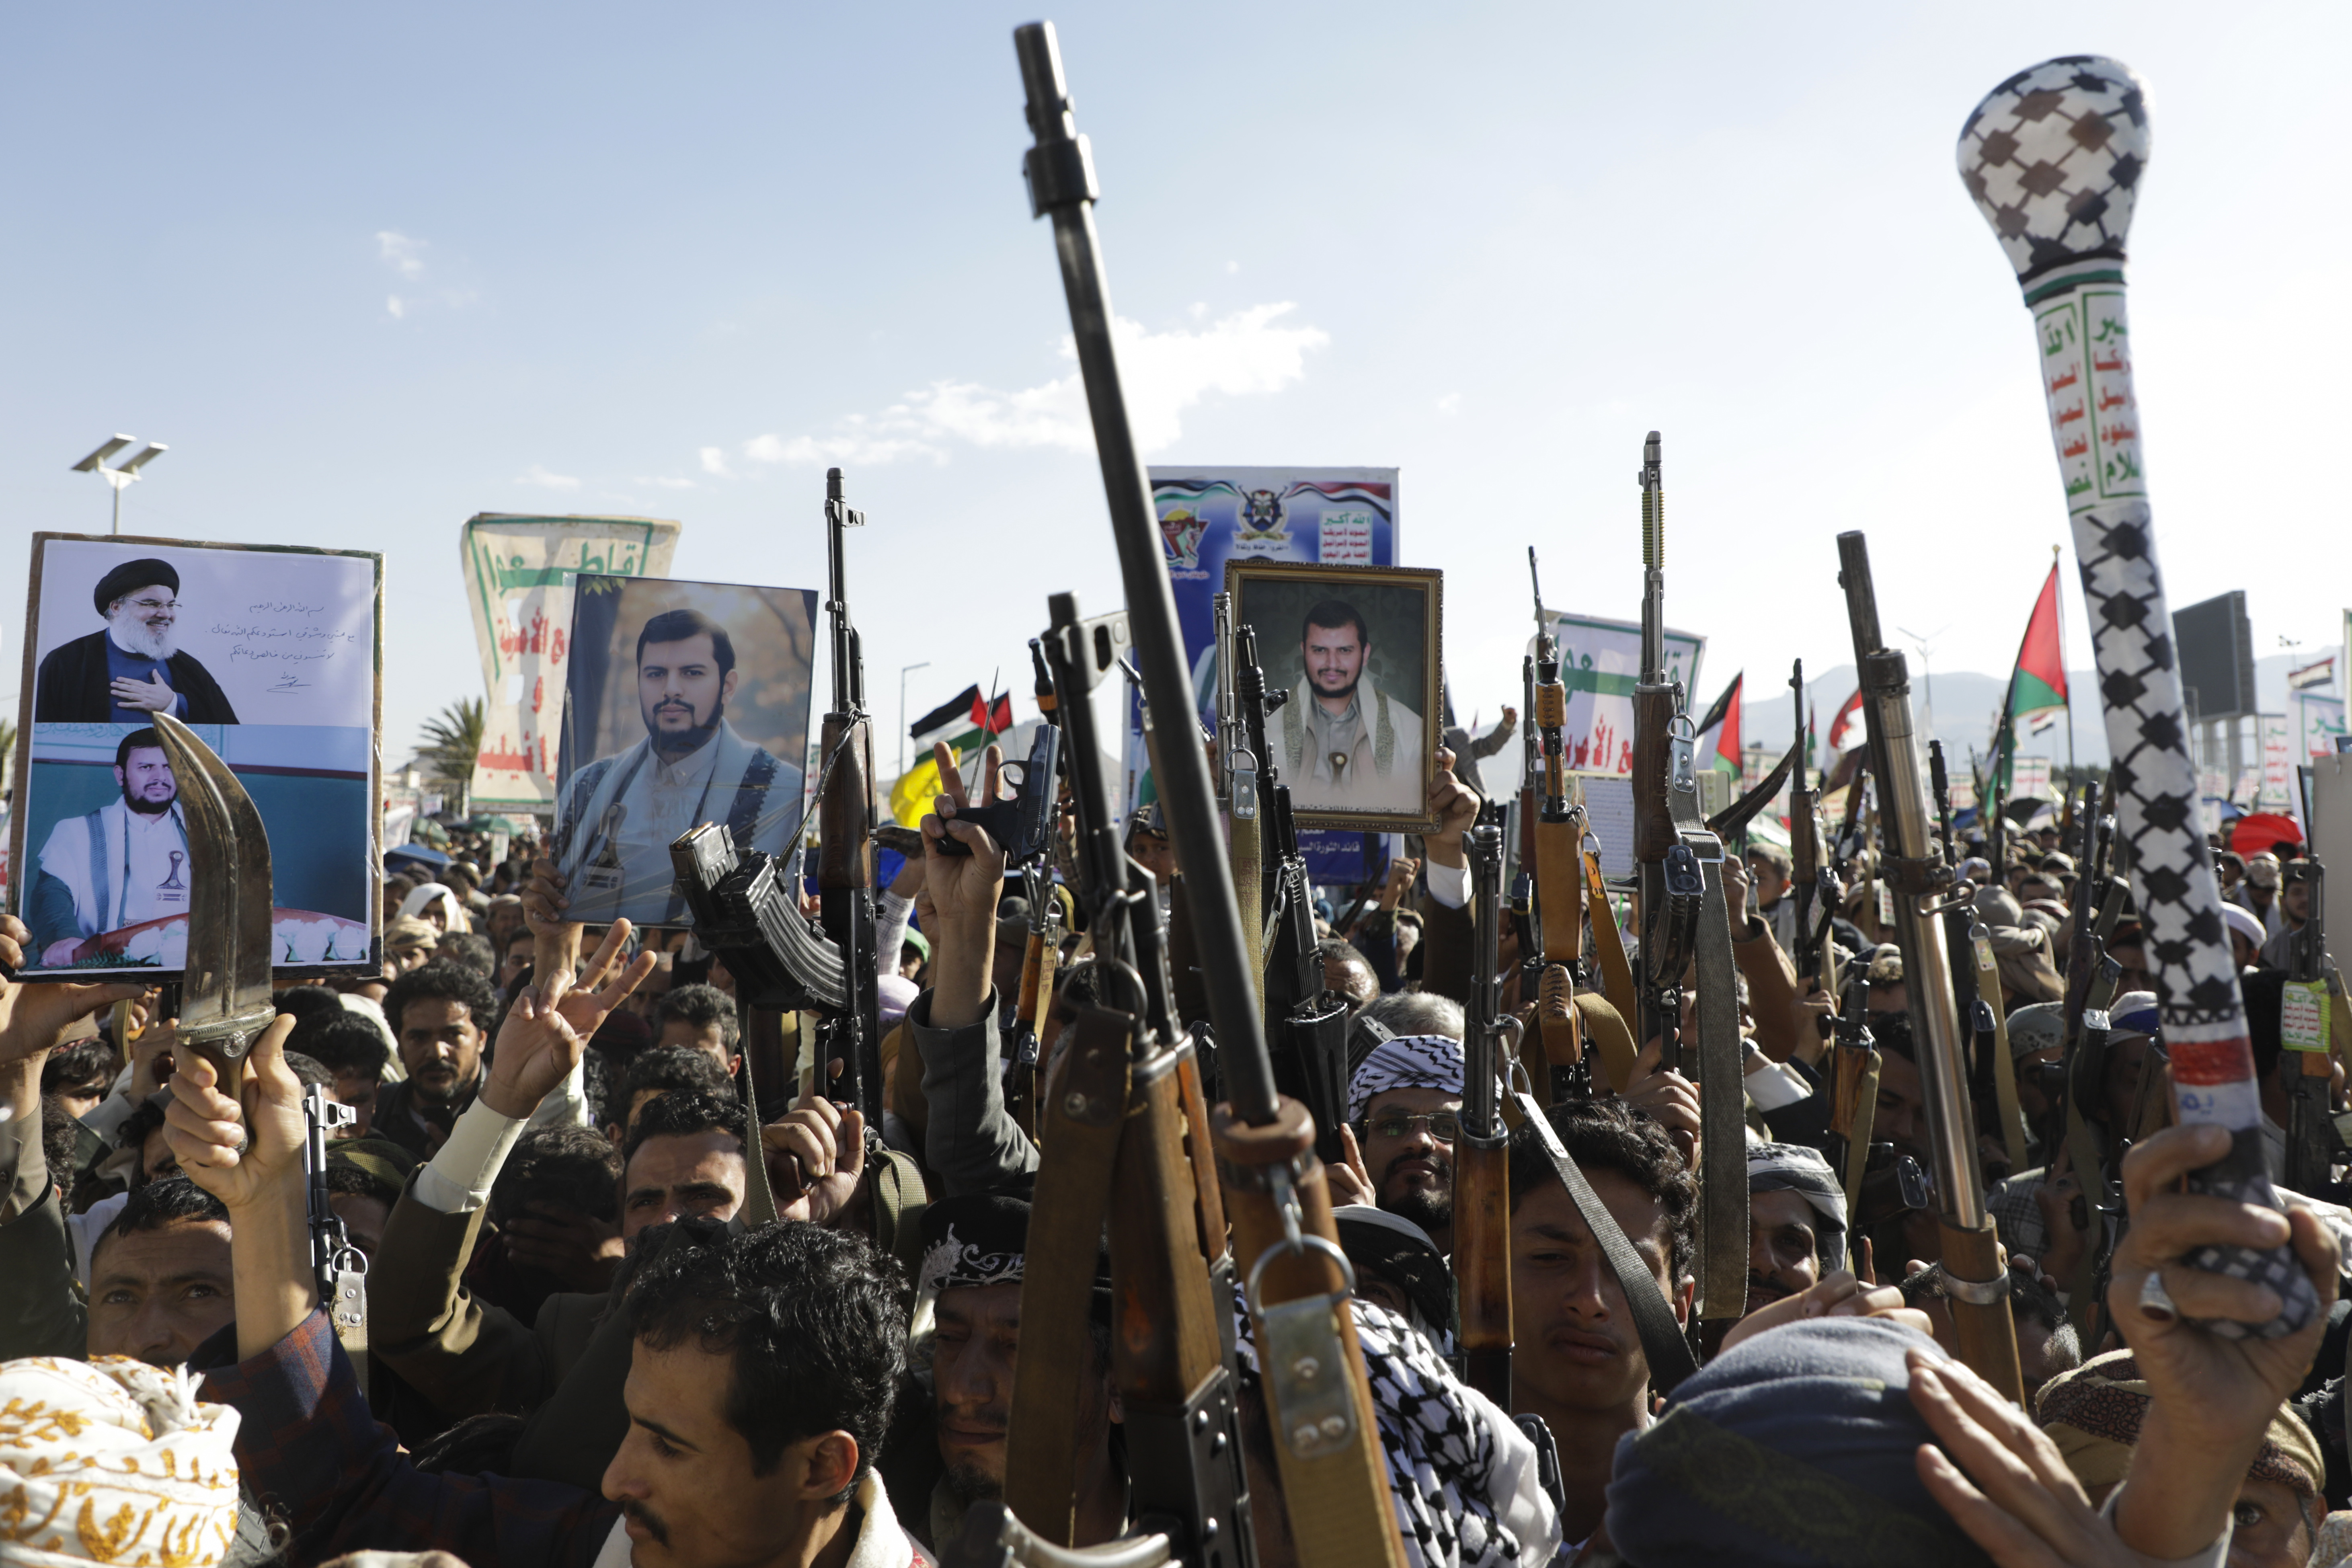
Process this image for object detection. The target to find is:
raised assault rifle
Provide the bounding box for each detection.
[993,23,1406,1568]
[1836,530,2024,1404]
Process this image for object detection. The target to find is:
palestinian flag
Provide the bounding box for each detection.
[1989,561,2069,794]
[1827,688,1864,751]
[895,683,1015,826]
[1693,673,1742,774]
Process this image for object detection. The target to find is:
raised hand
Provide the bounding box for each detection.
[0,915,148,1067]
[484,926,655,1119]
[762,1090,868,1227]
[163,1014,305,1215]
[521,856,582,983]
[502,1200,624,1294]
[1422,747,1482,869]
[2107,1125,2336,1481]
[1326,1123,1376,1209]
[1907,1347,2134,1568]
[924,741,1008,1029]
[1617,1033,1701,1172]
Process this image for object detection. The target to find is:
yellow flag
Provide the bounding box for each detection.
[889,753,948,828]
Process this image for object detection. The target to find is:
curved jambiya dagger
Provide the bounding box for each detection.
[151,714,278,1101]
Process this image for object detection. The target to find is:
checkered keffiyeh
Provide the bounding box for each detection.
[1348,1034,1465,1125]
[1234,1295,1562,1568]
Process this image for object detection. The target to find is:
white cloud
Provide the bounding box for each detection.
[1437,391,1461,415]
[377,231,427,279]
[732,304,1328,469]
[517,464,581,491]
[633,476,694,490]
[698,446,733,478]
[386,296,405,319]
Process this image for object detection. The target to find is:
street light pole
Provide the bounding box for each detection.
[72,436,168,534]
[898,661,931,778]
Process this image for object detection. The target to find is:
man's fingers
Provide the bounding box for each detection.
[2146,1261,2282,1326]
[837,1108,866,1176]
[2118,1123,2229,1208]
[581,921,632,991]
[2124,1189,2291,1263]
[982,744,1004,807]
[764,1119,833,1178]
[933,740,967,806]
[1907,1362,2080,1545]
[600,950,661,1007]
[1338,1122,1372,1183]
[2288,1203,2342,1306]
[1913,1447,2055,1568]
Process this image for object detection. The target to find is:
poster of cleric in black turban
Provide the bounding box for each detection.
[10,534,381,977]
[554,573,816,928]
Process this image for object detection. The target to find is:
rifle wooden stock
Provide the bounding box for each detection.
[1837,531,2022,1403]
[1630,685,1679,865]
[817,722,874,890]
[1456,1131,1513,1408]
[1531,813,1584,1092]
[1213,1103,1407,1568]
[1970,926,2030,1174]
[1584,843,1639,1078]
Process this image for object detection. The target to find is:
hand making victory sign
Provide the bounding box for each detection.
[923,739,1009,1031]
[481,919,659,1119]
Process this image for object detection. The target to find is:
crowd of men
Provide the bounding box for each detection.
[1,753,2347,1568]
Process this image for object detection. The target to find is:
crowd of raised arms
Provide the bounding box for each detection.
[3,35,2343,1568]
[2,739,2347,1568]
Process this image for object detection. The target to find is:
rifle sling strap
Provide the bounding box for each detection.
[1584,844,1639,1034]
[1513,1089,1698,1393]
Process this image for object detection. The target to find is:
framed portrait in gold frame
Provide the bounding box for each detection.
[1223,560,1442,834]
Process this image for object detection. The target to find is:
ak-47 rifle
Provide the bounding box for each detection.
[1788,663,1837,1005]
[1231,623,1351,1164]
[1625,431,1747,1360]
[1003,25,1405,1566]
[1933,739,2030,1174]
[670,470,884,1133]
[2282,860,2339,1194]
[1825,981,1883,1227]
[1457,806,1519,1410]
[1527,549,1589,1103]
[1836,532,2024,1403]
[151,714,374,1368]
[817,468,884,1122]
[1215,593,1267,1007]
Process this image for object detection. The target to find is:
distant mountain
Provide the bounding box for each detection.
[1736,649,2340,772]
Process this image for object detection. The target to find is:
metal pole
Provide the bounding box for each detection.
[898,661,930,779]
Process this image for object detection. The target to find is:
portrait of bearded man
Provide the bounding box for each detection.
[27,727,193,964]
[1279,596,1424,814]
[34,556,240,723]
[556,605,803,925]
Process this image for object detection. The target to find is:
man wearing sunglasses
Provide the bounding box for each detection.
[35,556,240,724]
[1339,1034,1467,1255]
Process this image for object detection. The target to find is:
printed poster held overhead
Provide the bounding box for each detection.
[1148,466,1402,882]
[460,515,682,814]
[11,533,381,978]
[1524,610,1705,780]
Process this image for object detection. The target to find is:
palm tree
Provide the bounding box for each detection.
[418,698,486,818]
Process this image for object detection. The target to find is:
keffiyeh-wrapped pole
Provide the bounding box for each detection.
[1957,56,2316,1337]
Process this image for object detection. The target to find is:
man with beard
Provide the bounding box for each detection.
[1740,1141,1849,1319]
[35,557,239,723]
[918,1191,1123,1551]
[28,728,195,966]
[555,607,802,925]
[372,960,503,1160]
[1343,1034,1465,1255]
[1278,597,1424,813]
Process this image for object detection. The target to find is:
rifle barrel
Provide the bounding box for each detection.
[1016,23,1274,1122]
[1638,432,1664,684]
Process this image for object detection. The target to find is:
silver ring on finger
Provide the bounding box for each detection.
[2137,1269,2177,1324]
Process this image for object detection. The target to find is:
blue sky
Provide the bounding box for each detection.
[5,2,2345,778]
